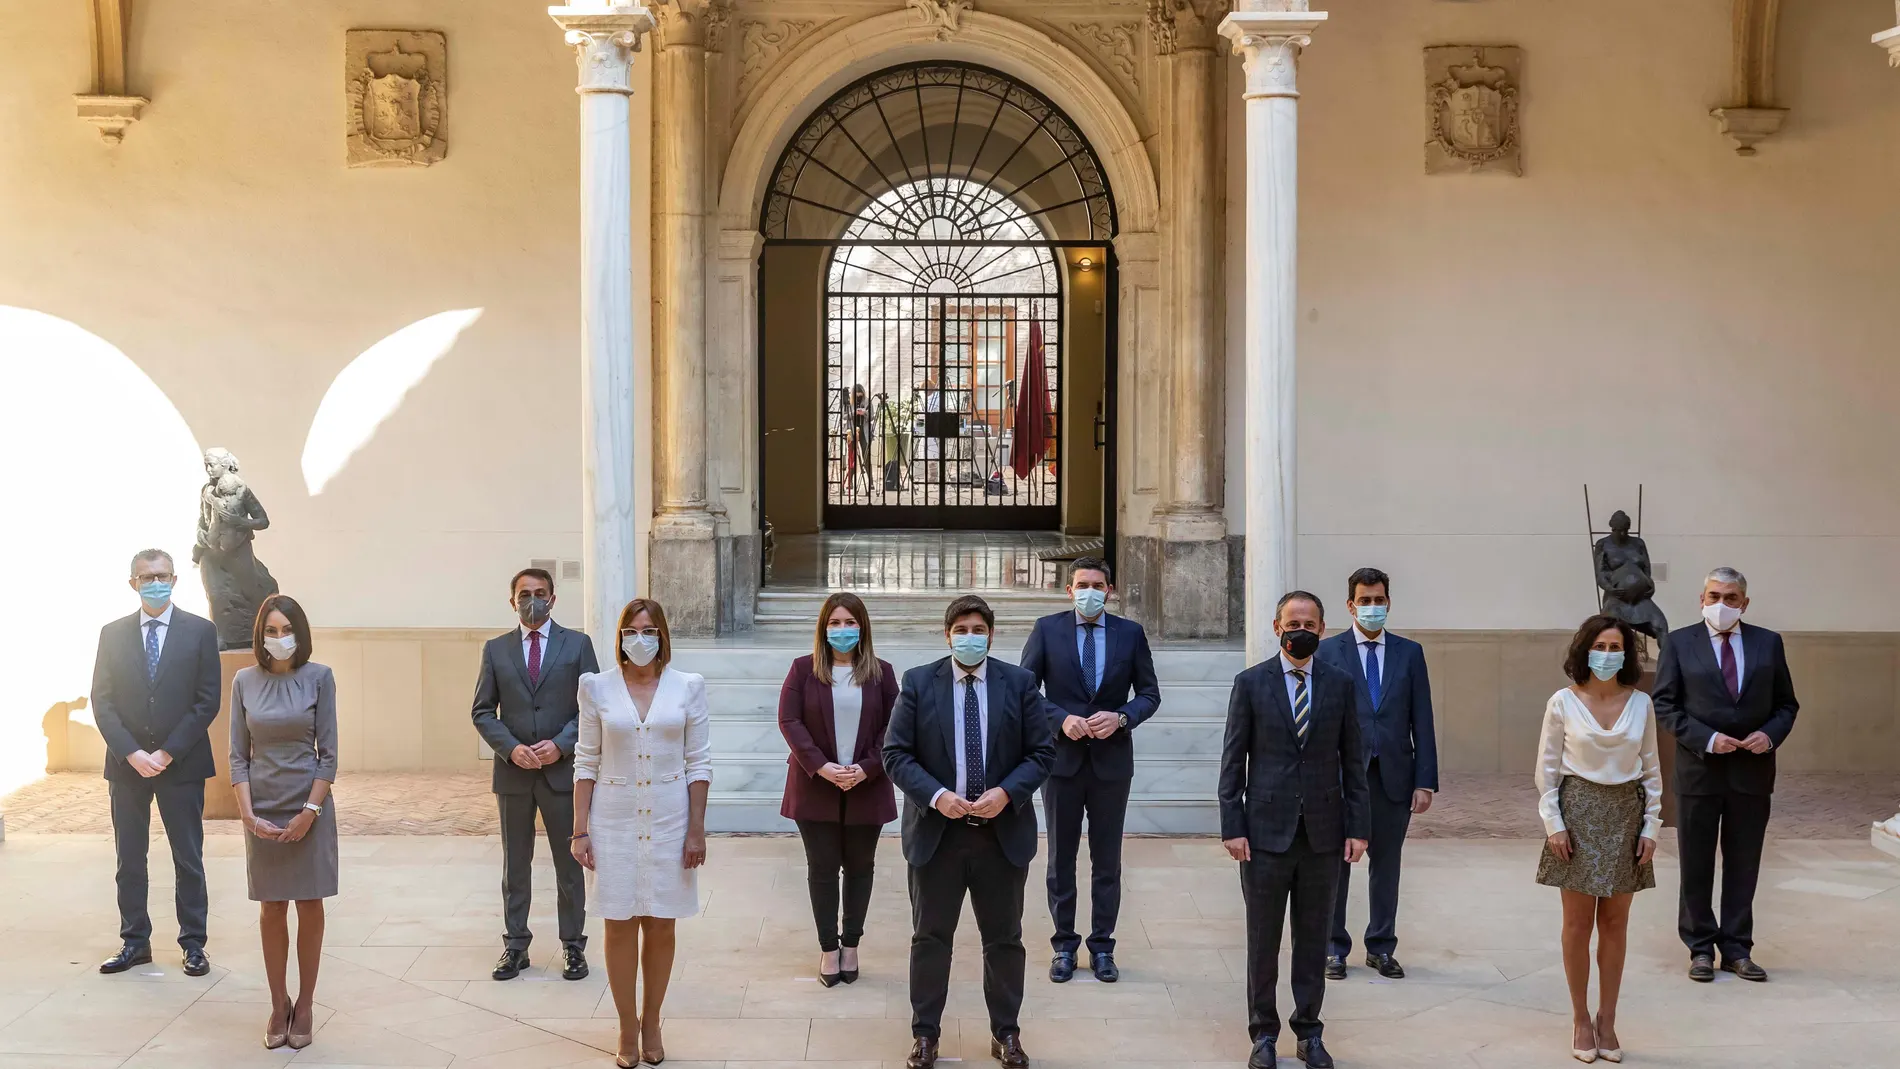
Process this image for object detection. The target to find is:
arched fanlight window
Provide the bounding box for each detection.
[827,177,1060,296]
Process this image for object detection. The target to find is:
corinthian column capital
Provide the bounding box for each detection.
[1218,3,1326,99]
[550,4,657,94]
[653,0,725,50]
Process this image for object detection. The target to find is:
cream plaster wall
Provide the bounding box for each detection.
[1224,0,1900,632]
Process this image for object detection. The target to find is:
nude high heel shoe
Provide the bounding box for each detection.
[1572,1020,1598,1063]
[1595,1015,1623,1062]
[615,1016,639,1068]
[264,1000,290,1050]
[287,1002,313,1050]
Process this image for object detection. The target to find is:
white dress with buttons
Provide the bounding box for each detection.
[575,667,713,920]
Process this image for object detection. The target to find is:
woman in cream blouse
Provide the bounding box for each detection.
[1535,615,1662,1064]
[572,598,712,1068]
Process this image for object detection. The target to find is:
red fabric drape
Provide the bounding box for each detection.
[1011,322,1050,480]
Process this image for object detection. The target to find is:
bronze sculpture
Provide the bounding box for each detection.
[194,448,280,649]
[1592,509,1668,643]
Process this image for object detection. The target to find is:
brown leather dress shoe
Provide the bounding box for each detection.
[990,1032,1029,1068]
[1688,954,1716,982]
[1722,957,1768,981]
[907,1036,939,1069]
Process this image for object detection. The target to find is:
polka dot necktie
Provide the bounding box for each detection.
[1081,621,1099,697]
[144,620,161,682]
[963,674,985,801]
[527,630,542,689]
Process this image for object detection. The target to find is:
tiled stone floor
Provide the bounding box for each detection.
[2,829,1898,1068]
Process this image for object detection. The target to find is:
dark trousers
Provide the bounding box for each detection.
[796,819,881,952]
[1330,760,1412,958]
[110,776,208,951]
[907,820,1028,1040]
[1676,790,1771,961]
[1241,829,1340,1043]
[1044,766,1130,955]
[498,778,586,951]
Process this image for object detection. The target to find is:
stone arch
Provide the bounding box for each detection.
[718,10,1159,237]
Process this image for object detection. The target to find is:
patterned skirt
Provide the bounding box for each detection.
[1535,776,1656,897]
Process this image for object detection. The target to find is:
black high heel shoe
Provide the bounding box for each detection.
[839,946,859,984]
[817,950,843,988]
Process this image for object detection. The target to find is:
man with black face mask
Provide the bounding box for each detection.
[472,568,600,982]
[1219,592,1369,1069]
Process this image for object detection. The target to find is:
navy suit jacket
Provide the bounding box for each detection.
[1218,655,1370,854]
[1019,610,1160,779]
[1316,629,1439,802]
[1652,621,1798,797]
[882,656,1056,869]
[90,607,222,784]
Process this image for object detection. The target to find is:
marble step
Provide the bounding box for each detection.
[753,588,1082,626]
[704,791,1218,835]
[706,752,1217,797]
[671,644,1247,683]
[700,679,1235,720]
[708,712,1226,757]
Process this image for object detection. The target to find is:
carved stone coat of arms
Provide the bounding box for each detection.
[1424,45,1521,176]
[346,30,447,168]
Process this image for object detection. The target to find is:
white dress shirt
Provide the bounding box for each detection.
[140,603,175,659]
[1352,625,1387,685]
[830,664,863,764]
[1535,688,1664,841]
[930,658,990,807]
[1280,655,1313,710]
[520,619,553,668]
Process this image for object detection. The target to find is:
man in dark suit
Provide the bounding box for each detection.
[1220,591,1369,1069]
[1020,555,1159,984]
[471,567,600,982]
[1316,567,1438,981]
[90,548,222,976]
[1652,566,1798,984]
[882,595,1056,1069]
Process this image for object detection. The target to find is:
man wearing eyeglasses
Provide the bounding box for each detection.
[472,568,601,983]
[89,549,222,977]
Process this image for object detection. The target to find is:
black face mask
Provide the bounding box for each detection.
[1280,627,1320,660]
[517,597,551,627]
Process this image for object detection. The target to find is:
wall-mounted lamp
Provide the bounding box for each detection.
[1076,256,1095,272]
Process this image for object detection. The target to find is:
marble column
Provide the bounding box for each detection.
[1154,0,1232,639]
[647,0,720,634]
[550,2,655,670]
[1219,1,1325,665]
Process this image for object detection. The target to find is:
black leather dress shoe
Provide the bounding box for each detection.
[1295,1036,1334,1068]
[492,948,529,980]
[1248,1035,1278,1069]
[1688,954,1716,982]
[990,1032,1029,1068]
[906,1036,939,1069]
[1090,952,1119,983]
[183,948,210,977]
[562,946,589,981]
[1367,952,1405,979]
[1722,957,1768,982]
[1048,951,1076,983]
[1324,955,1347,980]
[99,943,152,974]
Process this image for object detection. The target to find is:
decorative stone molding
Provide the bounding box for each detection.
[1424,45,1522,176]
[1057,20,1143,94]
[75,0,146,142]
[908,0,975,42]
[655,0,720,48]
[1873,2,1900,66]
[1710,0,1786,155]
[1147,0,1178,56]
[737,20,820,100]
[705,0,733,52]
[345,31,448,167]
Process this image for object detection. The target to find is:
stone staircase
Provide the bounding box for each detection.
[674,596,1242,834]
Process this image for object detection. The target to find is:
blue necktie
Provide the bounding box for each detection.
[962,675,985,800]
[145,620,162,682]
[1363,641,1381,757]
[1081,621,1099,697]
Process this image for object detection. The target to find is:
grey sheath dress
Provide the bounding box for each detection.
[230,662,340,902]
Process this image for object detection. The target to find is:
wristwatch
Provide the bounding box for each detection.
[1117,713,1129,730]
[302,801,323,814]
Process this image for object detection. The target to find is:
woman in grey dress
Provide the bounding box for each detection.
[230,593,338,1051]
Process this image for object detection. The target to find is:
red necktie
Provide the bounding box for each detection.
[1718,632,1739,700]
[528,630,542,688]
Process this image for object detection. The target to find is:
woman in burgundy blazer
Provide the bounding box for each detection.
[778,591,899,987]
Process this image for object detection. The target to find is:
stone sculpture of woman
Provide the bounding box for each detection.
[194,447,280,649]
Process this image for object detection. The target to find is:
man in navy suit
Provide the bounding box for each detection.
[1020,556,1159,984]
[89,548,222,977]
[883,595,1056,1069]
[1317,567,1438,981]
[1653,566,1798,983]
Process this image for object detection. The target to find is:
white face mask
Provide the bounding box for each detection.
[1702,601,1743,632]
[622,633,661,666]
[264,634,298,662]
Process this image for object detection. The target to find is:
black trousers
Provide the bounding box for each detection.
[1044,765,1130,955]
[498,778,587,951]
[907,820,1028,1040]
[1676,790,1772,961]
[796,819,881,952]
[1330,760,1412,958]
[110,776,208,951]
[1241,828,1340,1043]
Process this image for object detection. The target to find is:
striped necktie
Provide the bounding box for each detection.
[1290,668,1311,744]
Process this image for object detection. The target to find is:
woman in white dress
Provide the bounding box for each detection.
[571,598,711,1067]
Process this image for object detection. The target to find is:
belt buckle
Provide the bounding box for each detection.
[963,814,987,826]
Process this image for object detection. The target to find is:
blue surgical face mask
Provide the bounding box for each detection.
[1587,650,1625,681]
[950,633,990,667]
[826,626,861,653]
[137,580,172,611]
[1354,604,1388,632]
[1072,588,1107,619]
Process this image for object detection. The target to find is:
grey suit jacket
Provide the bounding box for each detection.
[471,622,600,794]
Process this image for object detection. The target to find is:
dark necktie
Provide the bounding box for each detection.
[1290,668,1310,745]
[144,620,161,682]
[962,674,985,800]
[1081,621,1099,697]
[527,630,543,688]
[1718,631,1739,700]
[1362,641,1380,757]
